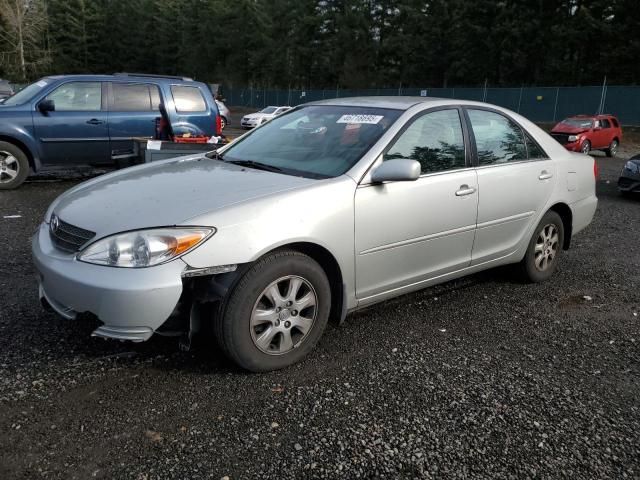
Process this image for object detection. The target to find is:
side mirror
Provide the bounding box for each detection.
[38,99,55,114]
[371,159,421,183]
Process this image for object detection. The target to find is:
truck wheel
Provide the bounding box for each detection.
[0,141,29,190]
[519,211,564,283]
[605,139,618,157]
[214,250,331,372]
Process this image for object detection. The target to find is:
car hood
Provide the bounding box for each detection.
[50,156,315,238]
[551,124,589,135]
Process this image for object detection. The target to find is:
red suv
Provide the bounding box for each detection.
[550,114,622,157]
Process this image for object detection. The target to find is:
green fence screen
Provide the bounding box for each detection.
[225,85,640,125]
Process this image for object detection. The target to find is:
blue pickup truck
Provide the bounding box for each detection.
[0,73,221,189]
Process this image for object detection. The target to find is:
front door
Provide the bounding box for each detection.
[465,108,557,264]
[355,108,478,301]
[33,81,110,165]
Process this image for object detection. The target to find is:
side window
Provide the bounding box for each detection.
[171,86,206,113]
[467,109,527,165]
[46,82,102,111]
[600,118,611,128]
[112,83,155,111]
[611,118,619,128]
[384,109,466,174]
[525,134,547,159]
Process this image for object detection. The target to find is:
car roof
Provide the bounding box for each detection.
[306,96,507,111]
[43,74,200,84]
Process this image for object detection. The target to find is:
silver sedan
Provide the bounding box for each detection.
[33,97,598,372]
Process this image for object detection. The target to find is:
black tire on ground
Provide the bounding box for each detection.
[580,140,591,155]
[220,116,227,130]
[519,210,565,283]
[605,139,619,157]
[0,141,29,190]
[214,250,331,372]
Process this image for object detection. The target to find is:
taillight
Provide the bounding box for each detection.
[593,159,599,179]
[215,115,222,136]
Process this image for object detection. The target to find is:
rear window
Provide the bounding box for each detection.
[171,86,207,113]
[112,83,160,111]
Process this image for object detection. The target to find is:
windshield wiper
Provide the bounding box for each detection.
[226,159,285,174]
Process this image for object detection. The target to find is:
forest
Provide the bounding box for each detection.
[0,0,638,89]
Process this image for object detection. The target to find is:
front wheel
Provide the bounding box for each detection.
[0,142,29,190]
[519,211,565,283]
[580,140,591,155]
[214,250,331,372]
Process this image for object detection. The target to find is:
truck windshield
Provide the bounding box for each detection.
[218,105,402,179]
[2,79,50,106]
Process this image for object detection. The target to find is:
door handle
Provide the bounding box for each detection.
[538,170,553,180]
[86,118,104,125]
[455,185,476,196]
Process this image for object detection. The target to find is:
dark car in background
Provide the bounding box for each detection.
[0,73,221,189]
[0,79,13,101]
[618,154,640,196]
[550,114,622,156]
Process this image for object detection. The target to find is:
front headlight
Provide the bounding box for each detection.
[624,161,640,174]
[78,227,214,268]
[568,135,579,142]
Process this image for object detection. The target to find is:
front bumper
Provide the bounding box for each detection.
[618,174,640,193]
[241,119,259,128]
[562,141,583,152]
[32,223,186,341]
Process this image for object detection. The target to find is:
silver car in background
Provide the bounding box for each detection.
[33,97,597,372]
[241,105,292,128]
[215,100,231,129]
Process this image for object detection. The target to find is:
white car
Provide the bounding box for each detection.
[241,106,292,129]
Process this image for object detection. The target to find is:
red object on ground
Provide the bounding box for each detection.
[174,135,210,144]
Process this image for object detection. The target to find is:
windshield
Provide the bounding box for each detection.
[562,118,593,129]
[2,78,50,106]
[260,107,278,114]
[219,105,402,178]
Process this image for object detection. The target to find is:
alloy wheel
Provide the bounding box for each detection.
[0,151,19,184]
[610,140,618,156]
[534,224,559,272]
[250,275,318,355]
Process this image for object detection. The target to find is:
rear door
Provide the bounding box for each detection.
[466,108,556,265]
[597,118,612,148]
[33,81,110,165]
[107,82,161,158]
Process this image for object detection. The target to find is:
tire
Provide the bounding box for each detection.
[215,250,331,372]
[0,141,29,190]
[605,139,618,158]
[580,140,591,155]
[519,211,565,283]
[220,116,227,130]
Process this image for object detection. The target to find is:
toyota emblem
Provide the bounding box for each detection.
[50,214,59,233]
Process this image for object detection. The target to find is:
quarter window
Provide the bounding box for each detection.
[384,109,466,174]
[468,109,527,165]
[112,83,160,111]
[45,82,102,111]
[171,86,206,113]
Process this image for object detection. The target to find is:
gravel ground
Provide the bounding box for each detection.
[0,152,639,479]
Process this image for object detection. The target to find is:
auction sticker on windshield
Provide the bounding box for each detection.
[337,114,384,124]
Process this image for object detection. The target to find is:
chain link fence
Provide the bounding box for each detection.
[224,85,640,126]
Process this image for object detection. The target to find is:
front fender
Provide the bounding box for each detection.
[0,123,41,170]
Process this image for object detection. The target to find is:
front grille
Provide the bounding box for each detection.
[551,133,570,145]
[50,217,96,252]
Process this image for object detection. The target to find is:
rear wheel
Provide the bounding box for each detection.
[0,141,29,190]
[519,211,564,283]
[220,116,227,130]
[605,139,618,157]
[214,250,331,372]
[580,140,591,155]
